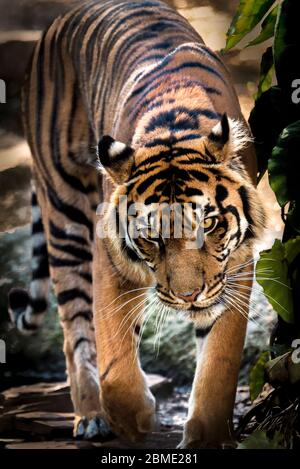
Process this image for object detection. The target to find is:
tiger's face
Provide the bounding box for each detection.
[97,114,265,326]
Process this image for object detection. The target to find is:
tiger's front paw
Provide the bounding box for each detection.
[73,415,113,440]
[178,417,236,449]
[101,383,156,442]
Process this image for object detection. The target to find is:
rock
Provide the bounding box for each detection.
[3,381,69,400]
[146,373,173,399]
[6,440,79,449]
[0,375,173,441]
[3,382,73,414]
[15,413,73,436]
[0,438,24,449]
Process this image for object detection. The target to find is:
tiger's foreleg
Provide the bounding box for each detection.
[179,265,252,449]
[93,239,156,442]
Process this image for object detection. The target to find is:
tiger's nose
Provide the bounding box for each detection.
[176,288,201,303]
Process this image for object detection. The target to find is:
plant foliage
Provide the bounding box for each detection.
[226,0,300,447]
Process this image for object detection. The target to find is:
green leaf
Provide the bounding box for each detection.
[284,236,300,264]
[269,120,300,207]
[238,431,284,449]
[274,0,300,90]
[265,352,290,383]
[249,351,269,401]
[225,0,276,50]
[256,239,294,323]
[247,5,279,47]
[268,146,289,206]
[256,47,274,100]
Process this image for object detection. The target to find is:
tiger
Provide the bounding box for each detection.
[8,0,266,448]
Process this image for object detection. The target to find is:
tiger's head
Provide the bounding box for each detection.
[97,113,265,327]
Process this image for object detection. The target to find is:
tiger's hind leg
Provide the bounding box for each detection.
[8,188,50,334]
[35,177,109,440]
[21,20,111,437]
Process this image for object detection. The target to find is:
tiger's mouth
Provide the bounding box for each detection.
[156,287,226,314]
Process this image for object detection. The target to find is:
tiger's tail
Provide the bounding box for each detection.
[8,188,50,334]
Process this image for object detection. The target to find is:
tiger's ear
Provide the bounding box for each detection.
[97,135,134,184]
[204,113,249,162]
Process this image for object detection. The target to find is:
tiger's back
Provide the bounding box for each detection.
[25,0,255,177]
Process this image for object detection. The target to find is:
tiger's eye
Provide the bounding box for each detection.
[203,217,218,233]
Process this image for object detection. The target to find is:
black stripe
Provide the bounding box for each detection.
[209,167,236,183]
[204,145,217,162]
[50,241,92,262]
[144,194,161,205]
[238,186,254,226]
[57,288,92,306]
[32,218,44,234]
[144,133,201,148]
[121,239,143,263]
[68,310,93,322]
[8,288,29,311]
[223,205,242,244]
[144,107,219,133]
[47,185,93,241]
[179,157,210,165]
[135,169,170,195]
[153,40,175,50]
[32,192,38,206]
[74,337,90,352]
[182,187,204,197]
[49,220,89,246]
[206,280,223,295]
[195,325,213,338]
[30,298,47,314]
[49,254,84,268]
[33,243,48,257]
[77,271,93,283]
[179,44,224,65]
[216,184,229,202]
[189,170,209,182]
[32,257,49,280]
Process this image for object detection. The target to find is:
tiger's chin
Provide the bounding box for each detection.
[188,301,226,328]
[157,297,226,329]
